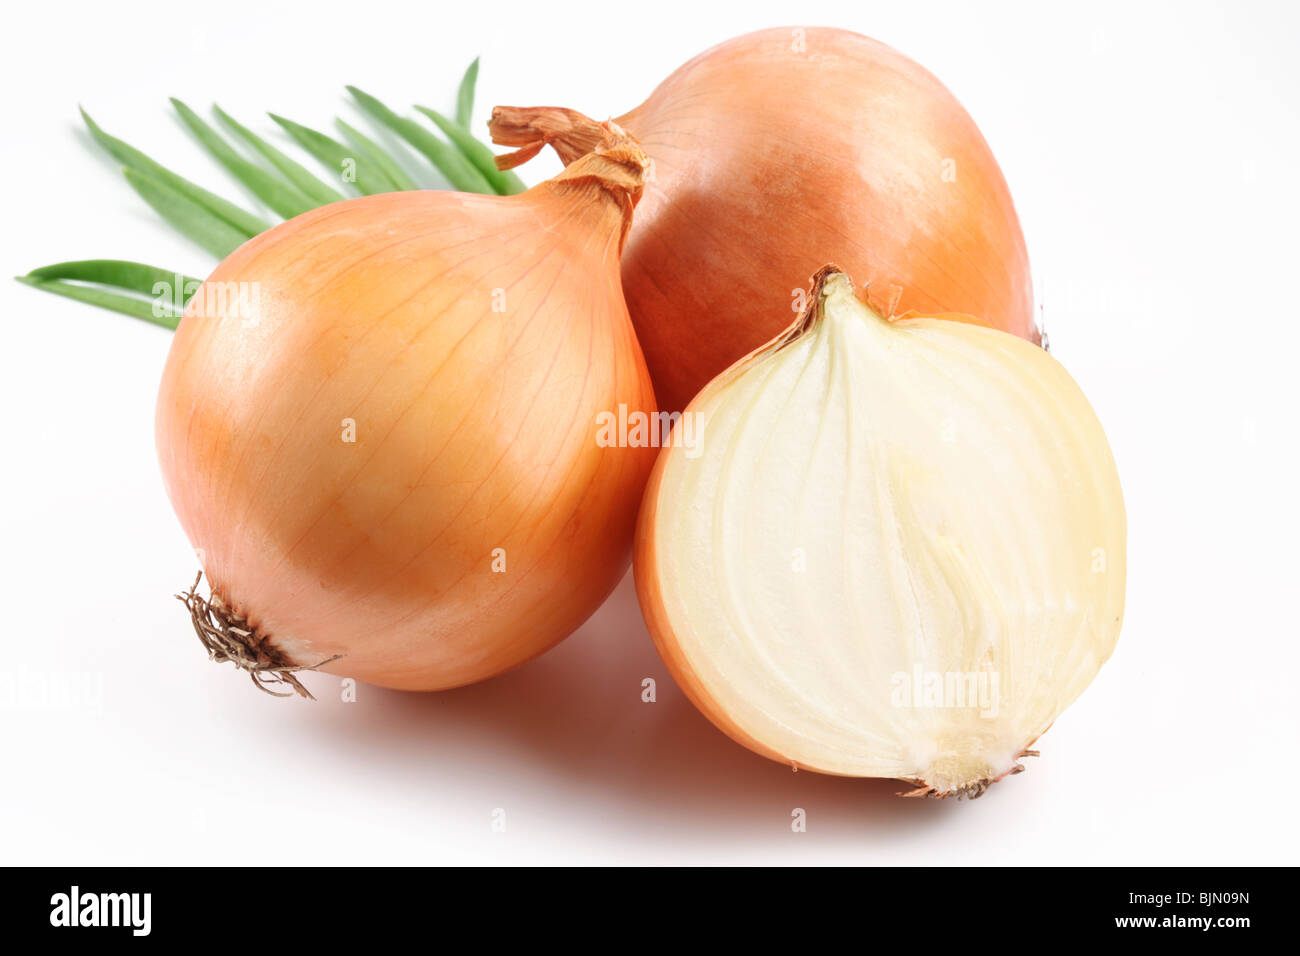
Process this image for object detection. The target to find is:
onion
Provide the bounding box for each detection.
[491,27,1038,414]
[158,124,657,694]
[634,267,1124,796]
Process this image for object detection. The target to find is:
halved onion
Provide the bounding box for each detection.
[635,267,1125,796]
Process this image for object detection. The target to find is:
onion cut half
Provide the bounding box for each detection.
[635,267,1125,796]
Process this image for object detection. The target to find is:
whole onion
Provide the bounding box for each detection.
[492,27,1037,413]
[158,126,657,693]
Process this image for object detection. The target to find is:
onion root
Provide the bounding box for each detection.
[175,573,342,700]
[898,747,1042,800]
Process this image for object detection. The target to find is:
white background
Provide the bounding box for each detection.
[2,0,1297,865]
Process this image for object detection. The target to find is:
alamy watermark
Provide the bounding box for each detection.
[0,669,103,710]
[49,886,150,936]
[151,273,261,324]
[890,665,1000,718]
[594,404,704,458]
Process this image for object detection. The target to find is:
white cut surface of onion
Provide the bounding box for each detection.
[643,271,1126,793]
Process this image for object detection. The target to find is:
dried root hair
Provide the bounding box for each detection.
[176,572,341,700]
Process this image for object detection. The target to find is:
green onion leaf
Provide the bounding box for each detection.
[17,276,181,328]
[27,258,202,296]
[121,166,253,258]
[414,106,524,195]
[215,105,346,206]
[456,57,479,128]
[80,107,269,237]
[346,86,493,194]
[171,98,317,220]
[269,113,396,196]
[335,119,418,191]
[47,67,503,325]
[16,258,198,329]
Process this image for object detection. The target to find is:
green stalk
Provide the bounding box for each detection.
[81,107,268,236]
[16,259,201,329]
[456,57,479,128]
[171,98,317,219]
[347,86,493,193]
[122,166,253,258]
[335,119,417,191]
[212,104,348,206]
[27,68,508,326]
[269,113,398,196]
[415,106,524,195]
